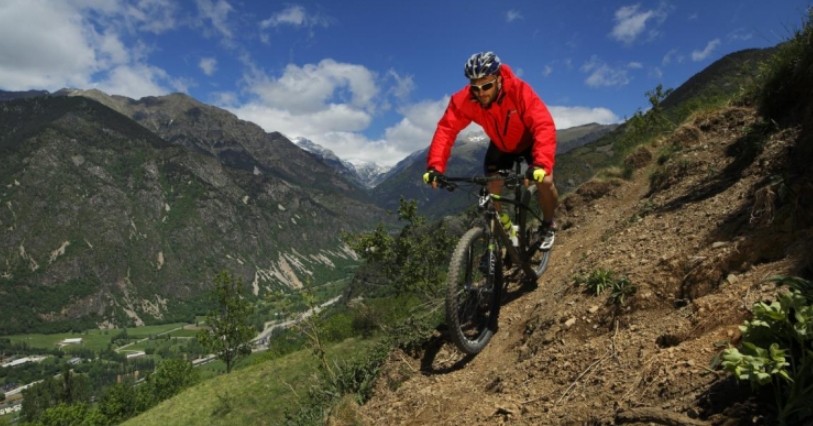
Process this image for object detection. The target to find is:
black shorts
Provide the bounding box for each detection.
[483,142,532,174]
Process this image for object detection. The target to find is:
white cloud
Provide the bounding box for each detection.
[195,0,233,39]
[506,10,523,23]
[387,70,415,103]
[691,38,721,61]
[0,1,97,89]
[244,59,379,114]
[549,106,620,129]
[0,1,184,98]
[94,64,181,99]
[260,5,331,29]
[228,59,428,166]
[125,0,178,34]
[199,57,217,76]
[610,4,654,44]
[609,3,668,45]
[581,57,631,88]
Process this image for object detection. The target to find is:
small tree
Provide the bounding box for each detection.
[197,270,256,373]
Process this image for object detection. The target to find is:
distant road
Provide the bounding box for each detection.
[253,296,342,346]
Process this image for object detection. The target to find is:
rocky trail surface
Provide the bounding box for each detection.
[354,106,813,425]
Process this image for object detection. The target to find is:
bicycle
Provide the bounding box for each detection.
[435,160,552,354]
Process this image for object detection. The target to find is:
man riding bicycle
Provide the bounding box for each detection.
[423,51,559,250]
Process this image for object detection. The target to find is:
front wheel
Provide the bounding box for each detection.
[445,227,502,354]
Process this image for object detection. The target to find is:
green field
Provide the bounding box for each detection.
[3,322,193,352]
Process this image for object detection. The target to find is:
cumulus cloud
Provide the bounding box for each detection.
[0,0,184,98]
[228,59,431,166]
[549,106,620,129]
[195,0,234,39]
[243,59,379,114]
[609,4,668,45]
[95,64,188,99]
[258,5,332,44]
[581,56,631,88]
[199,57,217,76]
[125,0,178,34]
[0,1,95,89]
[260,5,332,29]
[692,39,721,61]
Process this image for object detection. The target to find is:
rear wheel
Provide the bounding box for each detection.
[445,227,502,354]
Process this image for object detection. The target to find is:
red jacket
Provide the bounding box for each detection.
[426,64,557,174]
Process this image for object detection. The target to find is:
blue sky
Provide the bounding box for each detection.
[1,1,809,167]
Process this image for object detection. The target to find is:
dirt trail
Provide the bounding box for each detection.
[355,106,812,425]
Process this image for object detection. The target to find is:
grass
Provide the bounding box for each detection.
[121,337,380,426]
[3,322,193,352]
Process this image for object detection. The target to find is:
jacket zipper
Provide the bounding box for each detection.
[502,110,512,136]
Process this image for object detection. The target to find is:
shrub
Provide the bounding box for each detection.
[720,276,813,425]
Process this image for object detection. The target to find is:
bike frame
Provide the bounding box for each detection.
[440,164,544,281]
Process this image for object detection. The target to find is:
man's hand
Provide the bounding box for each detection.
[531,167,547,183]
[423,169,442,189]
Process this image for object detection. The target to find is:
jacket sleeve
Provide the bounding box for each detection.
[426,94,472,174]
[518,83,557,173]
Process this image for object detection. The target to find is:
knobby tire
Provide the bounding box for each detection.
[445,227,502,355]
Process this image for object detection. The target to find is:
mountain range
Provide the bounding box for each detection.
[0,46,772,333]
[0,89,386,334]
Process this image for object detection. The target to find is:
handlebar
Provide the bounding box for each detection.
[436,170,525,192]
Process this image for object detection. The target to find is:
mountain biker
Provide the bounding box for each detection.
[423,51,559,250]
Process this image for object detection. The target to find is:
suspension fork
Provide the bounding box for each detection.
[489,208,538,280]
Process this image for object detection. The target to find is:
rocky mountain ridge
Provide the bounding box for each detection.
[0,91,387,333]
[293,137,391,189]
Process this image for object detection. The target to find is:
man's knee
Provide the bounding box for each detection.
[535,176,554,190]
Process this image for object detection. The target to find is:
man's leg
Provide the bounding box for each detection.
[535,173,558,250]
[535,173,558,222]
[488,179,504,211]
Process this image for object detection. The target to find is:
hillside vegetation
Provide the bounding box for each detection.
[10,10,811,426]
[355,10,813,425]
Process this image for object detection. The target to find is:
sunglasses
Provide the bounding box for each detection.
[470,78,498,93]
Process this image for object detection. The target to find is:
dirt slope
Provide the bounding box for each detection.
[354,106,812,425]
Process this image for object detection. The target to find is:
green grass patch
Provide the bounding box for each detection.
[122,337,380,426]
[3,322,193,352]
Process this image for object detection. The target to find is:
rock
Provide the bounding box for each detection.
[564,318,577,328]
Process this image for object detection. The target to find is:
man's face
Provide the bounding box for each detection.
[470,75,501,107]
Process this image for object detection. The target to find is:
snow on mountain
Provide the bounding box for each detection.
[293,137,391,188]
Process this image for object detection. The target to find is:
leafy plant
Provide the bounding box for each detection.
[720,276,813,425]
[575,269,616,296]
[576,269,636,304]
[197,270,256,373]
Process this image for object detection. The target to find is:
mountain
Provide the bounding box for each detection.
[556,122,619,154]
[0,89,49,101]
[0,91,388,334]
[128,34,813,425]
[370,124,618,218]
[293,137,390,188]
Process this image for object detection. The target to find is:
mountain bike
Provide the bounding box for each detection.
[436,160,551,354]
